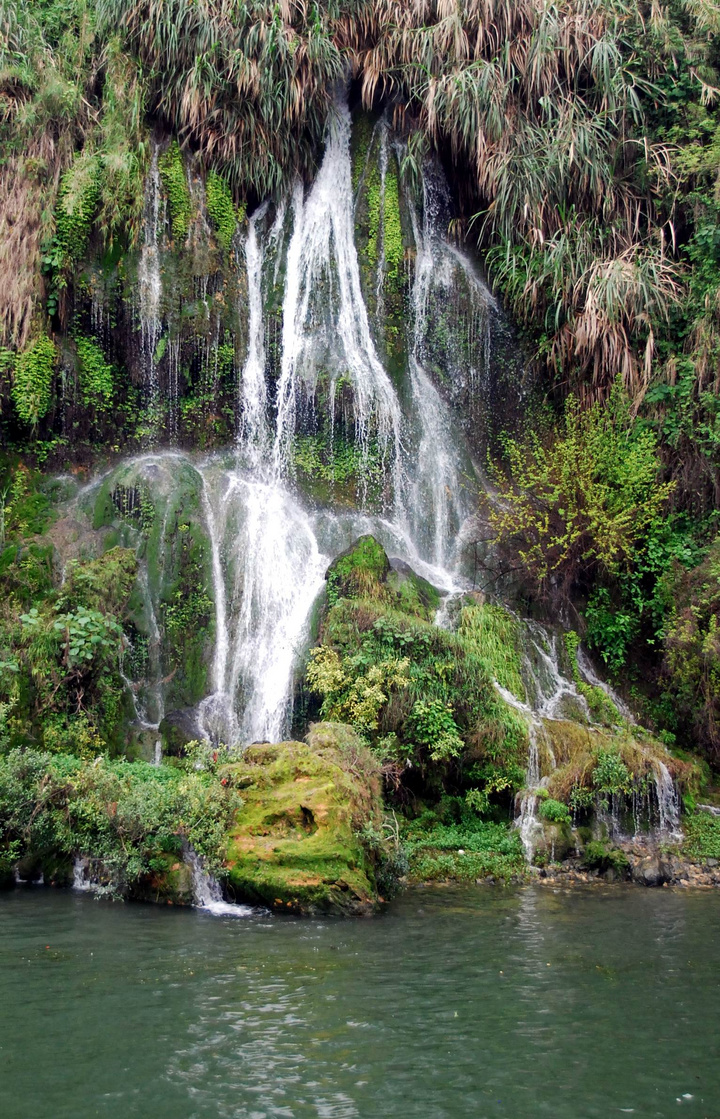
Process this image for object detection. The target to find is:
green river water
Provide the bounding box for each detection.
[0,885,718,1119]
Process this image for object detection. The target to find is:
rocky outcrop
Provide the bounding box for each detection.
[221,723,383,915]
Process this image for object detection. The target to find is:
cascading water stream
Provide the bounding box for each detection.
[405,166,494,568]
[138,142,164,432]
[237,203,270,467]
[273,97,403,493]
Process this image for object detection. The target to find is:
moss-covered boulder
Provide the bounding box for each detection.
[222,723,382,915]
[325,534,441,621]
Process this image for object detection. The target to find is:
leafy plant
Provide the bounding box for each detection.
[12,337,56,426]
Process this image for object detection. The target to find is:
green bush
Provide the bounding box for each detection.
[486,384,674,603]
[539,797,571,824]
[0,748,240,892]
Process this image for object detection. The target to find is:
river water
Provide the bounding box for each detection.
[1,886,718,1118]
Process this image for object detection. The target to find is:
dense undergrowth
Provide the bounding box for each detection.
[0,747,239,894]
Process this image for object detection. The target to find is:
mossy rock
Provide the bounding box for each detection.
[325,535,441,621]
[131,852,195,906]
[387,557,441,620]
[222,723,382,915]
[326,534,390,603]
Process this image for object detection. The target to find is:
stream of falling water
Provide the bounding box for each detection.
[138,141,164,434]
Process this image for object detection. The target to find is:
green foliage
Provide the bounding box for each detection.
[0,539,137,753]
[12,337,56,426]
[205,170,237,250]
[55,152,102,266]
[0,747,240,892]
[408,699,463,762]
[683,812,720,860]
[293,433,380,493]
[486,384,674,600]
[75,335,114,407]
[582,839,629,875]
[52,606,123,667]
[458,603,525,701]
[538,797,571,824]
[158,141,191,242]
[661,537,720,760]
[564,630,620,724]
[0,463,52,543]
[592,749,633,803]
[307,536,529,810]
[401,804,525,883]
[383,160,403,280]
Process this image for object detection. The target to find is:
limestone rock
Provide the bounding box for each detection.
[222,723,382,915]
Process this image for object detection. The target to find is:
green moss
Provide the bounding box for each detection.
[383,158,403,280]
[13,337,56,427]
[223,729,382,914]
[158,141,191,242]
[326,534,390,605]
[351,113,374,193]
[205,170,237,250]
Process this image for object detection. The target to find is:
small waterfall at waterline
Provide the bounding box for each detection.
[184,848,255,917]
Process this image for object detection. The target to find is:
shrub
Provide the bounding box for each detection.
[539,797,571,824]
[485,384,673,602]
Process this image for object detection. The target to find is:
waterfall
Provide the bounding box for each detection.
[112,92,518,751]
[273,97,403,491]
[138,142,164,432]
[237,203,270,468]
[184,848,255,916]
[654,761,682,838]
[404,165,493,568]
[197,469,328,745]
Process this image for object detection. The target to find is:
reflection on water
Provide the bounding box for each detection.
[0,885,718,1118]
